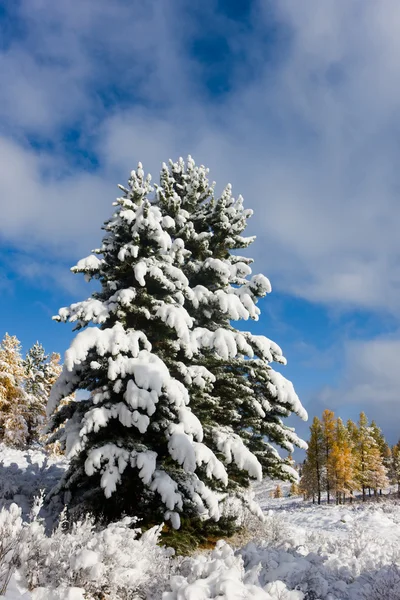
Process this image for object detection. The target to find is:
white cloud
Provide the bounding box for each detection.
[0,136,112,256]
[1,0,400,317]
[304,335,400,445]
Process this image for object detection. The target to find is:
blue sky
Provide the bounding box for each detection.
[1,0,400,448]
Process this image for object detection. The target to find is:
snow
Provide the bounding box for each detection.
[266,371,308,422]
[2,445,400,599]
[72,255,103,273]
[214,428,263,481]
[155,303,193,344]
[134,261,147,286]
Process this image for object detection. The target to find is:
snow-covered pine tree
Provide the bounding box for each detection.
[0,334,28,448]
[48,160,307,530]
[23,343,63,444]
[156,157,308,490]
[48,165,230,528]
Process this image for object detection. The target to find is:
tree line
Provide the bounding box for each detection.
[300,409,400,504]
[0,333,70,449]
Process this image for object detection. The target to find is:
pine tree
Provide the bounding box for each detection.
[23,343,63,445]
[321,409,336,504]
[0,334,28,448]
[300,417,324,504]
[273,484,282,498]
[48,161,307,530]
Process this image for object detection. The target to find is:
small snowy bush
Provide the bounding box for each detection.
[0,498,175,600]
[362,565,400,600]
[0,503,25,595]
[163,540,303,600]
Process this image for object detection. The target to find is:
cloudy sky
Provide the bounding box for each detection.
[1,0,400,447]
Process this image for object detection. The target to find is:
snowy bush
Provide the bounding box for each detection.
[0,498,174,600]
[163,540,303,600]
[361,565,400,600]
[237,502,400,600]
[0,503,25,595]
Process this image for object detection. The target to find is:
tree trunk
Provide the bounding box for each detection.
[362,485,366,502]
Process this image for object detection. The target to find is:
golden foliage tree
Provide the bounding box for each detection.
[328,417,357,504]
[0,333,29,447]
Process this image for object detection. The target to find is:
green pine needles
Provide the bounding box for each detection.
[48,157,307,535]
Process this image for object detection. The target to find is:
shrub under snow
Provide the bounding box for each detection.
[0,499,174,600]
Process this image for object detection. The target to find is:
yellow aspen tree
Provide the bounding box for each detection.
[322,409,336,504]
[0,333,29,447]
[329,417,356,504]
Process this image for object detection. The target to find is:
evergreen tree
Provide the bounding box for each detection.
[300,417,324,504]
[23,343,63,444]
[273,484,282,498]
[0,334,28,448]
[321,409,336,504]
[48,160,307,530]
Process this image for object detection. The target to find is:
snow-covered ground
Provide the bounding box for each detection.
[1,445,400,599]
